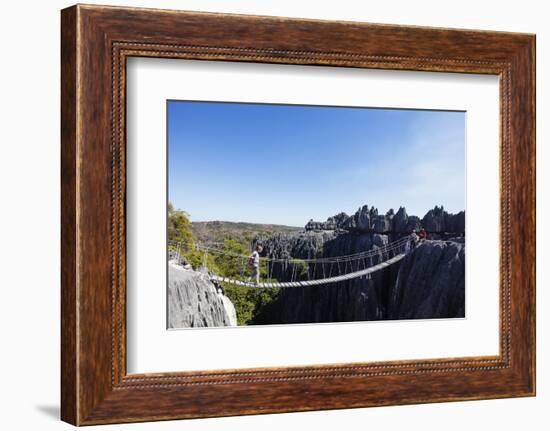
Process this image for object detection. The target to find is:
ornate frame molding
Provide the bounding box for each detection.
[61,5,535,425]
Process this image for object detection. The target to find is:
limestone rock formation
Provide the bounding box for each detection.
[255,231,399,323]
[421,205,447,232]
[262,230,336,260]
[422,206,466,233]
[392,206,409,233]
[343,205,378,232]
[258,208,466,324]
[446,210,466,233]
[305,212,348,231]
[305,205,463,235]
[373,214,392,233]
[220,295,238,326]
[168,263,237,328]
[170,203,466,327]
[389,240,465,319]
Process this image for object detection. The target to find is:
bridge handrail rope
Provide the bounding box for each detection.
[196,240,405,263]
[168,235,415,288]
[168,235,412,264]
[208,253,407,288]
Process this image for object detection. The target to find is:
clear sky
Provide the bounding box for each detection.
[168,100,465,227]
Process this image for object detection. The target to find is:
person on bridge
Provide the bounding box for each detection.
[247,244,263,286]
[409,229,420,251]
[419,228,428,240]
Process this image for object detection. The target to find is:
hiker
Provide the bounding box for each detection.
[248,244,263,285]
[419,228,428,240]
[410,229,420,249]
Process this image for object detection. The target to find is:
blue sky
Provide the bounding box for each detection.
[168,101,465,227]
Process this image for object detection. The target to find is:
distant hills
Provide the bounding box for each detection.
[191,220,302,245]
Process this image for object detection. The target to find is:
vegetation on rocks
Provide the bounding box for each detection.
[168,203,284,326]
[192,220,301,245]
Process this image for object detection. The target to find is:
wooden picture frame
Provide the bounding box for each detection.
[61,4,535,425]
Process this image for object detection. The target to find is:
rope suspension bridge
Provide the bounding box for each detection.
[169,235,415,289]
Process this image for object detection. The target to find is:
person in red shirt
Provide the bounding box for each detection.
[418,228,428,240]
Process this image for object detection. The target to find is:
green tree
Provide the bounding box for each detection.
[220,284,255,325]
[292,259,310,280]
[166,205,284,326]
[212,239,249,278]
[167,202,194,252]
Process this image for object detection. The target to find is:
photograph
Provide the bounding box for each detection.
[167,100,466,329]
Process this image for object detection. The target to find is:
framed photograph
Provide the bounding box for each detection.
[61,4,535,425]
[164,100,466,330]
